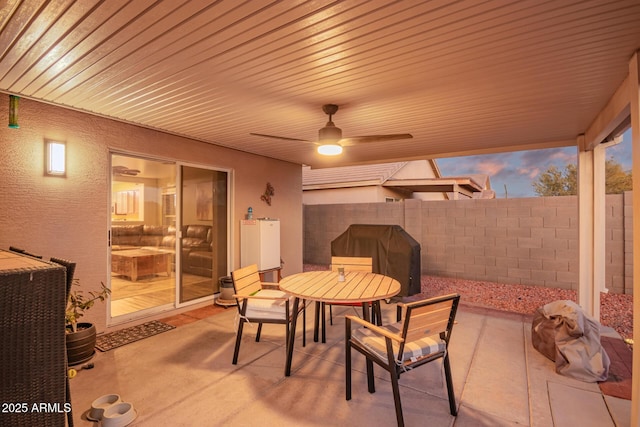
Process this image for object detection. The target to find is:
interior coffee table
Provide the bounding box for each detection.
[111,249,172,282]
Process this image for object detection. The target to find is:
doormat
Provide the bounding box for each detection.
[96,320,175,352]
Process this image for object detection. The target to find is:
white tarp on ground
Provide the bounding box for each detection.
[531,300,610,382]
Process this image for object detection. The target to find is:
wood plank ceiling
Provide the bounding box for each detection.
[1,0,639,168]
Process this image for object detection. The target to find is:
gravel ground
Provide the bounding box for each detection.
[303,265,634,342]
[420,275,633,343]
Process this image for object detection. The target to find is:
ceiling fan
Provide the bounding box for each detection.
[250,104,412,155]
[112,165,140,176]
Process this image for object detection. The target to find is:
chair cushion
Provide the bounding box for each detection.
[244,289,294,320]
[352,321,445,363]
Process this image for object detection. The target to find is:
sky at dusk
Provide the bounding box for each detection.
[436,128,633,198]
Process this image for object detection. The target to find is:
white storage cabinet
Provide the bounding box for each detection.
[240,219,280,270]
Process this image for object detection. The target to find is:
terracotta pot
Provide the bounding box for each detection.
[66,322,96,366]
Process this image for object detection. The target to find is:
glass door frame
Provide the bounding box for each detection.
[174,161,233,308]
[107,152,232,325]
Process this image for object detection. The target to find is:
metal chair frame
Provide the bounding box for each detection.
[345,293,460,427]
[231,264,305,374]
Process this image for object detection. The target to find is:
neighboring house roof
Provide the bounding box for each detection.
[303,159,491,199]
[302,162,410,190]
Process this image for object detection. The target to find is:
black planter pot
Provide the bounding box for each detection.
[66,322,96,366]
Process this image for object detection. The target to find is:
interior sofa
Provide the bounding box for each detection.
[111,224,214,277]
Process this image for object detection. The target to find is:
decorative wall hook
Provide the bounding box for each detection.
[261,182,275,206]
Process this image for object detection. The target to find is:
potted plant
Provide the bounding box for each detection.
[65,281,110,366]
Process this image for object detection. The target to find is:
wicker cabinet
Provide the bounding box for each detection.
[0,250,67,427]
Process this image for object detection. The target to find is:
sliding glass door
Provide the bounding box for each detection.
[109,154,229,321]
[178,166,228,303]
[110,154,177,319]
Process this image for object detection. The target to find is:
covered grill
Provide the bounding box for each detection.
[331,224,421,297]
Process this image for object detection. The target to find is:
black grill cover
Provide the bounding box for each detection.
[331,224,421,297]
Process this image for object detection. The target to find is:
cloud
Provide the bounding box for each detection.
[606,129,632,169]
[520,147,575,169]
[514,147,576,182]
[440,153,511,175]
[436,139,629,199]
[517,166,541,179]
[551,150,576,162]
[474,158,508,175]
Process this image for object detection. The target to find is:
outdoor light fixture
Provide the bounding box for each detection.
[8,95,19,128]
[317,144,343,156]
[46,140,66,176]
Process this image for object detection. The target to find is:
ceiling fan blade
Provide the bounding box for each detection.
[250,133,311,142]
[339,134,413,146]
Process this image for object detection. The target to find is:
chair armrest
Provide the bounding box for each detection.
[346,315,404,343]
[260,282,280,290]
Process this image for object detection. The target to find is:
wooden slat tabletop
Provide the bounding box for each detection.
[279,270,400,303]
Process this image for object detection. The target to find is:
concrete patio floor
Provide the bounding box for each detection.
[69,301,631,426]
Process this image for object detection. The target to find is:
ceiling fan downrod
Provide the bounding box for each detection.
[319,104,342,141]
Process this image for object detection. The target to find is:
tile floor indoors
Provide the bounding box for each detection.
[68,301,632,427]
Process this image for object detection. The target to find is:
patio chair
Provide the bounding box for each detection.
[50,257,76,300]
[324,256,373,325]
[346,293,460,427]
[231,264,305,370]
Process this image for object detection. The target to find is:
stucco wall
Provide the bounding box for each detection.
[0,95,303,331]
[304,195,631,294]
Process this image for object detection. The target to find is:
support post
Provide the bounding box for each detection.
[593,143,608,297]
[577,141,597,317]
[628,50,640,427]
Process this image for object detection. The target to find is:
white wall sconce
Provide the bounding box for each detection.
[45,140,66,176]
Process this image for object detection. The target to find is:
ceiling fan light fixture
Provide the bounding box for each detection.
[250,103,410,158]
[317,144,343,156]
[318,121,342,141]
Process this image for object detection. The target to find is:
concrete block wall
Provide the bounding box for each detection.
[421,197,579,289]
[623,192,633,295]
[303,202,406,267]
[605,194,624,294]
[304,195,631,293]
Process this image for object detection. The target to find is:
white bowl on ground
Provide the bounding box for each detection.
[88,394,121,421]
[101,402,137,427]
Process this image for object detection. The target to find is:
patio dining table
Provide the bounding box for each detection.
[279,270,401,376]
